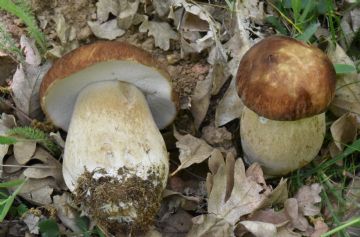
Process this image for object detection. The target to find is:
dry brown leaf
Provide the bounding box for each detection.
[187,214,233,237]
[277,227,302,237]
[311,219,329,237]
[248,209,289,226]
[11,61,52,121]
[87,19,125,40]
[0,53,17,84]
[295,183,322,217]
[3,155,22,174]
[53,193,81,232]
[96,0,119,22]
[20,36,41,66]
[22,212,41,234]
[158,209,193,236]
[284,198,310,232]
[24,148,66,189]
[190,72,212,129]
[188,157,273,236]
[330,113,358,151]
[13,141,37,165]
[328,44,360,116]
[238,221,277,237]
[152,0,171,17]
[19,177,57,205]
[172,130,217,176]
[215,79,244,127]
[118,0,139,29]
[53,14,77,44]
[0,114,16,177]
[201,123,232,147]
[139,20,178,51]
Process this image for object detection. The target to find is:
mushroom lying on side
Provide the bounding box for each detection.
[236,36,336,176]
[40,42,178,234]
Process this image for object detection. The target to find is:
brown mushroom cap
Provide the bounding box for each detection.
[40,41,178,131]
[236,36,336,121]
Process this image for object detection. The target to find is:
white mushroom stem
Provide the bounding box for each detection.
[62,80,168,223]
[240,106,325,176]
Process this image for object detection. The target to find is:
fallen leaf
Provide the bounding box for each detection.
[152,0,172,17]
[0,53,16,85]
[139,20,178,50]
[53,14,77,44]
[238,221,277,237]
[215,79,244,127]
[53,193,81,232]
[187,214,233,237]
[11,61,52,121]
[328,44,360,116]
[189,157,276,236]
[172,130,217,175]
[22,212,41,234]
[330,113,358,151]
[295,183,322,217]
[96,0,119,22]
[23,148,64,185]
[190,73,212,129]
[118,0,139,29]
[158,209,193,235]
[248,209,289,226]
[20,35,41,66]
[0,113,16,177]
[13,141,37,165]
[87,19,125,40]
[284,198,310,232]
[311,219,329,237]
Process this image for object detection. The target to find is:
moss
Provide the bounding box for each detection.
[74,167,165,236]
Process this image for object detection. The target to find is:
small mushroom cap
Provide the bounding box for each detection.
[40,41,178,131]
[236,36,336,121]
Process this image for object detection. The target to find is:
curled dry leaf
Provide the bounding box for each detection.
[87,19,125,40]
[172,129,218,176]
[53,193,81,232]
[96,0,119,22]
[328,44,360,116]
[215,79,244,127]
[330,113,358,154]
[53,14,77,44]
[13,141,37,165]
[139,20,178,51]
[118,0,139,29]
[189,154,284,236]
[295,183,322,217]
[22,212,41,234]
[152,0,172,17]
[311,219,329,237]
[0,113,16,177]
[3,147,65,205]
[11,61,52,122]
[20,35,41,66]
[190,72,212,129]
[237,221,277,237]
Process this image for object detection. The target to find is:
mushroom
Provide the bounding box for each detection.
[236,36,336,176]
[40,42,178,233]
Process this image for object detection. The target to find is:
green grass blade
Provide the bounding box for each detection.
[334,64,357,74]
[0,136,17,145]
[0,179,26,222]
[0,0,46,52]
[296,22,319,42]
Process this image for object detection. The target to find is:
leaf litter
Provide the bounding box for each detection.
[0,0,359,236]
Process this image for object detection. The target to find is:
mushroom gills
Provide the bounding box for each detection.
[240,106,326,176]
[63,80,168,231]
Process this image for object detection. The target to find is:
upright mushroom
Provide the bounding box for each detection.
[236,36,336,176]
[40,42,178,233]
